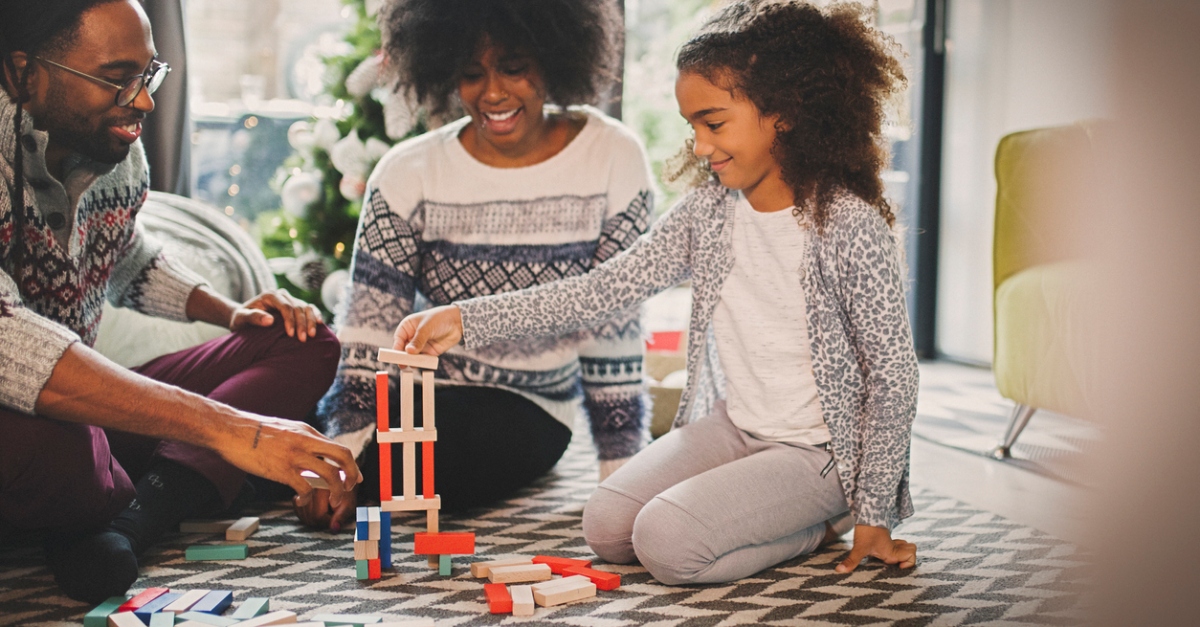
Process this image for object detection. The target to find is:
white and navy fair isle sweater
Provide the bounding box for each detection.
[0,92,207,414]
[318,106,653,461]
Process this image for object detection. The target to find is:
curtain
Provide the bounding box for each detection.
[142,0,190,195]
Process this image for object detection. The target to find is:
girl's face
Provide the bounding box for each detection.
[457,42,549,160]
[676,71,792,211]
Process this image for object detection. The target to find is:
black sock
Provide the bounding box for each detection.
[108,459,223,556]
[43,529,138,604]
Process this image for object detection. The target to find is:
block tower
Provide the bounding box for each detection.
[375,347,474,573]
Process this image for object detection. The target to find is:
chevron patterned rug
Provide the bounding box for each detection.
[0,418,1086,627]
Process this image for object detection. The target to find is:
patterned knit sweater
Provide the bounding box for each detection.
[0,92,207,414]
[317,106,653,461]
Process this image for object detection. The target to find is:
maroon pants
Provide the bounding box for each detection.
[0,321,339,534]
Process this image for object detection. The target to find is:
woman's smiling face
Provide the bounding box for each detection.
[457,40,549,160]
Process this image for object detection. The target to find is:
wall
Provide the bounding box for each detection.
[936,0,1113,363]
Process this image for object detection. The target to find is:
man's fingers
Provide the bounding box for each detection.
[251,310,274,327]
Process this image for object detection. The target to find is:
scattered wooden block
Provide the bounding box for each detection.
[310,613,383,626]
[438,554,452,576]
[413,531,475,555]
[511,584,535,617]
[134,592,182,622]
[377,348,438,370]
[532,555,593,575]
[531,575,597,607]
[180,520,237,534]
[185,544,248,561]
[225,516,260,542]
[175,611,238,626]
[226,610,297,626]
[562,564,621,590]
[117,587,168,612]
[163,589,208,613]
[287,623,326,627]
[471,556,534,578]
[191,590,234,615]
[483,582,512,614]
[488,562,552,584]
[85,596,129,627]
[107,612,145,627]
[149,613,176,627]
[231,597,270,619]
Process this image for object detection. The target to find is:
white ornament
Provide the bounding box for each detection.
[345,55,382,99]
[321,269,351,314]
[339,174,367,201]
[281,171,322,217]
[312,117,342,152]
[383,86,421,139]
[287,120,314,152]
[286,251,330,292]
[330,131,369,179]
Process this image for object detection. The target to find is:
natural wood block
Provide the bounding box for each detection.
[400,370,415,431]
[488,562,552,584]
[163,589,209,612]
[532,575,596,607]
[511,584,535,616]
[378,348,438,370]
[185,544,247,561]
[421,370,435,429]
[483,583,512,614]
[531,575,592,594]
[368,507,381,540]
[225,610,297,626]
[175,611,238,626]
[354,539,380,560]
[117,588,168,612]
[379,495,441,512]
[225,516,260,542]
[413,532,475,555]
[107,612,144,627]
[180,520,236,534]
[376,428,437,443]
[426,509,439,569]
[562,564,621,590]
[471,557,533,578]
[531,555,593,575]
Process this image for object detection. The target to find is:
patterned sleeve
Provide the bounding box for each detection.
[833,203,920,530]
[317,186,423,452]
[0,258,80,414]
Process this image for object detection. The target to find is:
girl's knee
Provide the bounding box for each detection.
[582,485,644,564]
[631,497,711,586]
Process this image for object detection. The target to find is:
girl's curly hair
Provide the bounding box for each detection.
[669,0,907,228]
[379,0,622,117]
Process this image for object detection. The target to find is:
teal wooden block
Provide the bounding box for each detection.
[149,612,175,627]
[355,559,370,580]
[176,611,239,626]
[230,596,270,618]
[185,543,248,560]
[83,596,129,627]
[439,554,452,576]
[310,614,382,626]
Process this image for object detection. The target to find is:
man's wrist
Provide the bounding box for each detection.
[186,284,239,328]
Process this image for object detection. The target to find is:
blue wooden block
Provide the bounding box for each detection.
[191,590,234,614]
[439,554,452,576]
[230,597,269,619]
[134,592,182,622]
[356,506,369,539]
[379,512,392,569]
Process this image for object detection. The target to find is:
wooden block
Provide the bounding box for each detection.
[532,576,596,607]
[562,564,621,590]
[368,507,381,540]
[228,610,297,626]
[425,509,438,569]
[413,532,475,555]
[421,441,434,498]
[185,544,247,560]
[85,596,130,627]
[134,592,182,621]
[300,469,347,490]
[164,589,209,612]
[531,575,592,594]
[107,612,146,627]
[421,370,435,428]
[488,562,552,584]
[149,613,176,627]
[399,369,415,430]
[471,557,534,578]
[369,558,381,579]
[191,590,234,614]
[354,539,379,560]
[231,597,270,619]
[310,613,383,625]
[180,520,236,534]
[379,512,392,569]
[356,559,370,580]
[287,623,326,627]
[376,621,435,627]
[438,554,452,576]
[379,495,441,512]
[483,582,512,614]
[117,587,168,612]
[378,439,392,503]
[377,371,392,503]
[356,506,369,538]
[376,428,437,443]
[176,612,238,626]
[532,555,593,575]
[511,584,535,617]
[226,516,260,542]
[402,443,416,500]
[377,348,438,370]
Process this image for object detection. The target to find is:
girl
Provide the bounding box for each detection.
[303,0,654,530]
[394,0,919,584]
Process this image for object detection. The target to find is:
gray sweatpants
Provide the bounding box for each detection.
[583,402,850,585]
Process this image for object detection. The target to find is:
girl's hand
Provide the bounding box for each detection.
[835,524,917,573]
[393,305,464,356]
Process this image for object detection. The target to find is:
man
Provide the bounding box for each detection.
[0,0,361,603]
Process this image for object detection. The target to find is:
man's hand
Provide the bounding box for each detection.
[835,524,917,573]
[294,487,358,533]
[393,305,464,356]
[232,288,323,342]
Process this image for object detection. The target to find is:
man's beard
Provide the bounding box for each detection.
[40,81,142,165]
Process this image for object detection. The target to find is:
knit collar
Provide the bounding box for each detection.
[1,89,116,184]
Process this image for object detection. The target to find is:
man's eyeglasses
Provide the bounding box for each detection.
[34,56,170,107]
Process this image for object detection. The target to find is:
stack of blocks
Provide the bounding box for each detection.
[355,506,392,580]
[373,348,475,575]
[473,555,621,616]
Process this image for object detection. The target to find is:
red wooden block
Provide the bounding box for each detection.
[368,558,381,579]
[117,587,169,612]
[562,565,620,591]
[377,371,392,502]
[531,555,593,575]
[422,441,434,497]
[483,583,512,614]
[413,532,475,555]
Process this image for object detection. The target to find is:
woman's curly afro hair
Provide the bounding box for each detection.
[673,0,907,228]
[380,0,622,117]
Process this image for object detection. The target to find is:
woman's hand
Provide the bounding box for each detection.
[836,524,917,573]
[393,305,464,356]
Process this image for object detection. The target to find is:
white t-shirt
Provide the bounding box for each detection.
[711,195,830,445]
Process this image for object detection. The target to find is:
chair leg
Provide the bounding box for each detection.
[991,403,1037,460]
